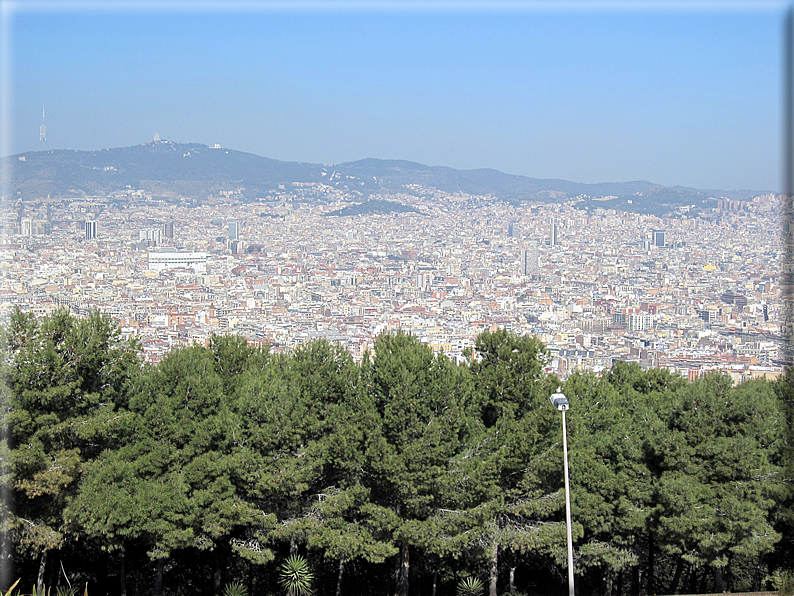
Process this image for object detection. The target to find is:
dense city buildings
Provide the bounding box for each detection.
[4,187,784,382]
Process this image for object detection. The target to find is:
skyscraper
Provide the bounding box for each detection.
[162,221,174,239]
[652,229,666,247]
[507,221,516,237]
[228,221,239,240]
[85,220,97,241]
[550,218,559,247]
[520,246,539,275]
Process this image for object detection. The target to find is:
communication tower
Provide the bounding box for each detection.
[40,107,46,150]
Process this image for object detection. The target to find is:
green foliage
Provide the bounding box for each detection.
[457,576,485,596]
[455,330,564,596]
[279,554,314,596]
[368,331,474,512]
[563,370,654,575]
[222,582,249,596]
[300,484,397,564]
[25,584,80,596]
[1,313,789,596]
[651,375,782,570]
[67,334,274,580]
[3,580,20,596]
[5,308,141,559]
[768,569,794,596]
[467,328,550,425]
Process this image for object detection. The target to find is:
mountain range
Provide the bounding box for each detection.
[3,140,771,215]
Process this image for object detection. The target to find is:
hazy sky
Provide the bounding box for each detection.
[1,1,787,191]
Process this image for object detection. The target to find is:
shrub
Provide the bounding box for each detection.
[223,583,249,596]
[279,555,314,596]
[457,576,485,596]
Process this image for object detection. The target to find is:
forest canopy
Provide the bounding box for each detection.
[0,309,791,596]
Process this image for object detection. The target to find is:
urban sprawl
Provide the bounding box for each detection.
[6,185,783,383]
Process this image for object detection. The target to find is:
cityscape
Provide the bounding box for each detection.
[3,5,790,595]
[5,155,783,384]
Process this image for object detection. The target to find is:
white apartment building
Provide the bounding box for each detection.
[148,251,208,274]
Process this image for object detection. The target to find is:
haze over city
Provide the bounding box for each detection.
[2,1,787,191]
[3,3,794,595]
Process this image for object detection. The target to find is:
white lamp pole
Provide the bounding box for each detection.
[550,389,575,596]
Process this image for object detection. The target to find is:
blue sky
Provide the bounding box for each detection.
[2,1,787,191]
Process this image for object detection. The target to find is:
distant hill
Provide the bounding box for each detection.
[4,141,320,200]
[323,199,423,217]
[336,158,661,199]
[1,141,772,215]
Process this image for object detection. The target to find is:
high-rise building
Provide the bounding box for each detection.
[550,218,559,247]
[20,219,51,236]
[85,220,97,241]
[162,221,174,239]
[415,273,431,288]
[228,221,239,240]
[520,247,539,275]
[652,229,666,247]
[507,222,516,237]
[140,228,162,245]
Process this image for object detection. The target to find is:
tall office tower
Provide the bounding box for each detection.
[550,218,559,247]
[652,229,666,247]
[228,221,239,240]
[84,220,97,241]
[162,221,174,239]
[520,247,539,275]
[507,222,516,237]
[140,228,162,245]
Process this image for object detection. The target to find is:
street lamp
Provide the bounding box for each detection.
[550,388,575,596]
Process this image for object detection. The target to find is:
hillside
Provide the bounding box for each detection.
[2,140,772,214]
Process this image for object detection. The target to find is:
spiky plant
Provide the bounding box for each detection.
[278,554,314,596]
[222,583,249,596]
[3,579,20,596]
[456,576,485,596]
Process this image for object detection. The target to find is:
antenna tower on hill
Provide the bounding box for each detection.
[40,106,46,150]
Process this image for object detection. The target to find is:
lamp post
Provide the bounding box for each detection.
[550,388,575,596]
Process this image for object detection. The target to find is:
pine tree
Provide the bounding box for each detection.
[461,329,565,596]
[364,331,473,596]
[4,308,140,590]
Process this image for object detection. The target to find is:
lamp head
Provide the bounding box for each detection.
[550,388,569,412]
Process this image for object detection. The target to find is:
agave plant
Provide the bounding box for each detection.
[3,580,20,596]
[456,576,485,596]
[222,583,249,596]
[278,554,314,596]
